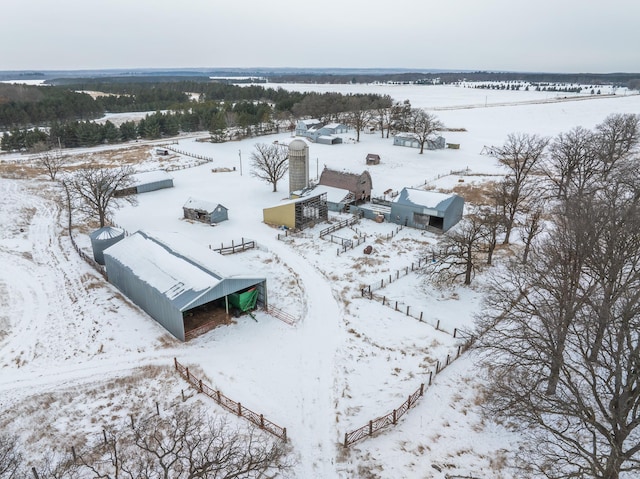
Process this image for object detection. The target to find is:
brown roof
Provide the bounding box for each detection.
[319,168,371,194]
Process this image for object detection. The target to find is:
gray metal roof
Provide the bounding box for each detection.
[103,230,265,312]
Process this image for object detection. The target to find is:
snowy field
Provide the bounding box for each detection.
[1,83,639,478]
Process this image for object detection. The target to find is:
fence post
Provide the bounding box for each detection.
[71,445,77,462]
[395,301,398,311]
[237,402,242,416]
[406,306,410,316]
[174,357,178,370]
[436,319,440,331]
[368,420,373,436]
[436,361,440,373]
[396,271,399,280]
[32,468,39,479]
[283,428,287,442]
[389,274,392,284]
[408,394,412,408]
[419,311,423,322]
[457,345,462,357]
[156,401,160,415]
[381,279,384,288]
[260,414,265,428]
[446,354,450,366]
[186,368,190,381]
[382,296,386,306]
[429,371,433,385]
[217,390,221,404]
[199,379,203,392]
[393,409,397,425]
[453,328,457,338]
[420,383,424,396]
[344,432,348,447]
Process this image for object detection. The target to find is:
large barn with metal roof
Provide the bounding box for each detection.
[103,230,267,341]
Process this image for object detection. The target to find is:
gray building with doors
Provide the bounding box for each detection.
[114,170,174,196]
[103,230,267,341]
[390,188,463,232]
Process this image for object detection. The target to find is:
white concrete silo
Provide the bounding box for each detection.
[288,139,310,193]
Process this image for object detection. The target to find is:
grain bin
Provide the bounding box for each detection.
[288,139,309,193]
[89,226,125,265]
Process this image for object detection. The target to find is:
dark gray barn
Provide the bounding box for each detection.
[390,188,464,232]
[103,231,267,341]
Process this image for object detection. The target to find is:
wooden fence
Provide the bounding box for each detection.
[361,254,435,295]
[174,358,287,442]
[344,384,424,447]
[319,216,360,238]
[343,337,474,447]
[209,238,256,255]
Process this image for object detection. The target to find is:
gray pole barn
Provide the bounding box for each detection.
[103,231,267,341]
[390,188,464,232]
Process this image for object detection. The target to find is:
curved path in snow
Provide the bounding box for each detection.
[263,236,342,477]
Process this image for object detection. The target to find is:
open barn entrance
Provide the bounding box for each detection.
[182,286,261,340]
[183,298,234,340]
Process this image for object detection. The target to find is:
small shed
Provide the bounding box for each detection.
[114,170,174,196]
[103,230,267,341]
[319,167,372,202]
[390,188,464,232]
[155,148,169,156]
[183,198,228,224]
[263,193,328,230]
[366,153,381,165]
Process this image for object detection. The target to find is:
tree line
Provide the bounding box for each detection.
[0,403,291,479]
[422,113,640,478]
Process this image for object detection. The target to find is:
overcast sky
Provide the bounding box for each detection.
[2,0,639,73]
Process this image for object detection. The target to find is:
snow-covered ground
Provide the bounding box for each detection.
[1,84,639,478]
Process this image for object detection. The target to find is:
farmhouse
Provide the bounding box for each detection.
[103,230,267,341]
[295,119,323,136]
[114,170,174,196]
[393,133,446,150]
[295,119,347,145]
[319,167,372,202]
[390,188,464,232]
[183,197,228,224]
[263,193,328,230]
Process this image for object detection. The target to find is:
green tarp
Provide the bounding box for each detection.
[228,288,258,312]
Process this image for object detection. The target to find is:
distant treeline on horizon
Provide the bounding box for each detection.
[1,68,639,87]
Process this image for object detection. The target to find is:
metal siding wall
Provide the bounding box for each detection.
[263,203,296,229]
[104,255,186,341]
[443,196,464,232]
[136,179,174,194]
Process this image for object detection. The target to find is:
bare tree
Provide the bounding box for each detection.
[491,133,549,244]
[476,123,640,478]
[409,109,444,154]
[545,126,598,199]
[250,143,289,193]
[344,96,372,143]
[35,150,69,181]
[519,205,544,265]
[0,434,22,479]
[426,215,487,286]
[374,96,394,138]
[64,164,136,228]
[390,99,412,135]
